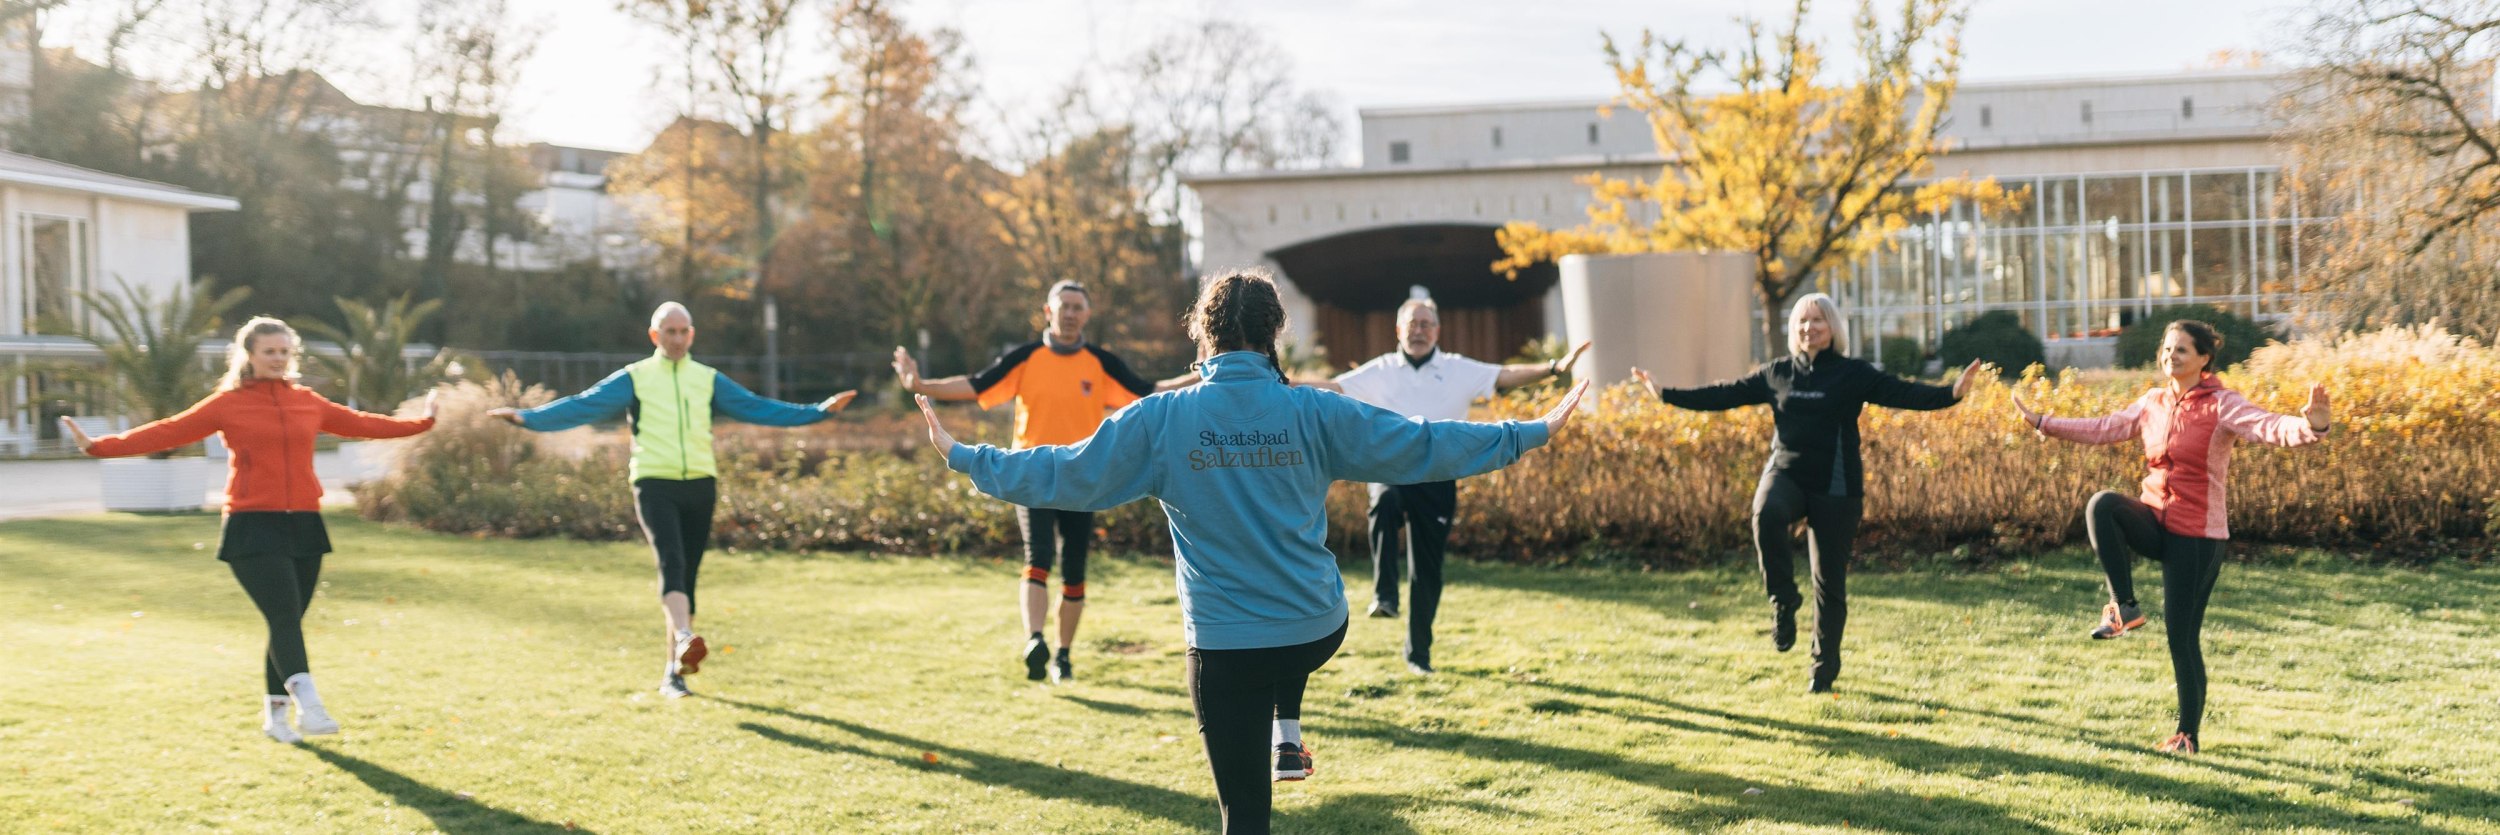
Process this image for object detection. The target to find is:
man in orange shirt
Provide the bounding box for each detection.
[894,281,1195,681]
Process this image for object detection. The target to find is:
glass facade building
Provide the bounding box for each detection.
[1832,166,2326,360]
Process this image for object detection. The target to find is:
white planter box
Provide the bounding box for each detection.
[335,440,400,484]
[99,457,212,513]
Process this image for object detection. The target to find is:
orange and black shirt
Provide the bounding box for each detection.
[970,339,1155,449]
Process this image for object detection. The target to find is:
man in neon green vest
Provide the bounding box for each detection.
[491,302,854,698]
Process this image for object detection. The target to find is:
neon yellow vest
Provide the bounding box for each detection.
[626,352,717,481]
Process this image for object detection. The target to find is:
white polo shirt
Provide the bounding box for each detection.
[1334,349,1502,422]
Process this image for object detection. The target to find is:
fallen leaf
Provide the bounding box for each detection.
[921,752,939,764]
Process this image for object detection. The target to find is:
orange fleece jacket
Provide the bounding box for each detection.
[85,378,434,512]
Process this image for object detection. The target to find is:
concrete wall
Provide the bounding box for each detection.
[1559,252,1756,391]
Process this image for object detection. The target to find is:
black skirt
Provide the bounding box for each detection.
[218,511,333,562]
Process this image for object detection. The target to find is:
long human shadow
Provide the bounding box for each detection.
[1460,675,2476,833]
[307,746,587,834]
[717,699,1210,829]
[1054,693,1189,719]
[1319,712,2055,834]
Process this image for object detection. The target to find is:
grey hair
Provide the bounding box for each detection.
[649,301,692,330]
[1395,297,1439,322]
[1788,292,1848,362]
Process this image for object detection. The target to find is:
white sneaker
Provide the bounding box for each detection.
[284,673,341,736]
[262,697,302,744]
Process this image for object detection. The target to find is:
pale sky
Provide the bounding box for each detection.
[50,0,2314,156]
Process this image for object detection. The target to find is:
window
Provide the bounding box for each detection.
[1979,105,1992,129]
[2081,101,2093,124]
[1491,127,1503,148]
[1587,123,1600,145]
[21,215,89,335]
[2181,97,2194,119]
[1388,141,1410,164]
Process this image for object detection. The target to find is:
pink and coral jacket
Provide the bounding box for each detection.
[2037,373,2324,540]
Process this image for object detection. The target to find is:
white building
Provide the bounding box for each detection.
[1184,69,2310,367]
[0,150,240,452]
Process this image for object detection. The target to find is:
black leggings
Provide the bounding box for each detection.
[1185,620,1348,835]
[1016,506,1094,599]
[633,477,717,614]
[2087,490,2228,737]
[1752,472,1862,685]
[1367,480,1456,666]
[230,552,324,696]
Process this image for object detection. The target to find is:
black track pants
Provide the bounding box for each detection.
[1367,480,1455,666]
[1185,620,1348,835]
[2086,490,2228,737]
[633,477,717,613]
[1752,472,1862,686]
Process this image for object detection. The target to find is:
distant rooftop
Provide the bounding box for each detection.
[0,150,239,211]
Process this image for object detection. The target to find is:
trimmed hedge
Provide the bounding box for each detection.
[361,327,2500,565]
[2115,303,2272,370]
[1937,311,2046,380]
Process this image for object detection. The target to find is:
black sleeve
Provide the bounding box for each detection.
[967,342,1041,395]
[1657,363,1778,412]
[1084,345,1157,398]
[1859,360,1960,412]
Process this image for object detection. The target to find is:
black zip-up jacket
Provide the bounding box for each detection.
[1656,350,1959,497]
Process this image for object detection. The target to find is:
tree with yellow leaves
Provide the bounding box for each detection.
[1495,0,2020,358]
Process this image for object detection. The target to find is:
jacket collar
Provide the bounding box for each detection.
[2168,372,2224,401]
[1196,350,1279,381]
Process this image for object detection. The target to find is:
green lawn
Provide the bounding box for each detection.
[1,512,2494,833]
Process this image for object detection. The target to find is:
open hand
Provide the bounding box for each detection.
[2303,383,2330,431]
[1538,380,1595,436]
[819,390,857,413]
[1629,367,1660,397]
[56,416,93,454]
[2010,393,2042,429]
[486,407,524,426]
[915,394,959,455]
[891,347,922,393]
[1557,340,1593,374]
[1951,359,1985,398]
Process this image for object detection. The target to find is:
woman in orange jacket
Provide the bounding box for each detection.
[62,316,436,743]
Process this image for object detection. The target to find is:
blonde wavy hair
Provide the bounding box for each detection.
[219,316,301,390]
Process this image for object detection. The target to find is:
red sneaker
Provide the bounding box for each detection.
[1273,742,1313,782]
[2091,603,2146,640]
[2157,732,2199,754]
[675,634,708,676]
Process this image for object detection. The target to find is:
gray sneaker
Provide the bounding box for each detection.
[660,674,692,699]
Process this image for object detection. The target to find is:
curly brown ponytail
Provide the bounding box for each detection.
[1185,268,1289,383]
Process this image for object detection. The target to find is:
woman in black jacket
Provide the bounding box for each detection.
[1634,293,1981,692]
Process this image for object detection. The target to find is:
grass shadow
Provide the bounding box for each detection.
[306,746,586,834]
[718,698,1211,829]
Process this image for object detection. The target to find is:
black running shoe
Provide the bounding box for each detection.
[1772,600,1798,653]
[1052,647,1074,682]
[1023,637,1050,681]
[660,674,691,699]
[1273,742,1312,781]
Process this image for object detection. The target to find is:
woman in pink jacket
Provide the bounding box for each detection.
[2014,319,2329,755]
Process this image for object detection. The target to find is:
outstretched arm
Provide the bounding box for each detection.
[1632,365,1774,412]
[2017,391,2147,446]
[713,373,849,426]
[1864,359,1979,412]
[1319,380,1588,485]
[75,394,224,457]
[922,394,1160,512]
[490,368,632,430]
[2216,386,2329,447]
[1153,370,1201,392]
[318,390,438,439]
[892,346,980,401]
[1494,340,1591,391]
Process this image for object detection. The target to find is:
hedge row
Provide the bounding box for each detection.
[358,326,2500,565]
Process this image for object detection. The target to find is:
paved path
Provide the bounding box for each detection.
[0,451,358,520]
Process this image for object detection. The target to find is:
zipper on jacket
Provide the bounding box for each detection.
[270,383,291,509]
[674,361,689,480]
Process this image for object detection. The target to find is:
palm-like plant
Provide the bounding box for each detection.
[66,279,252,457]
[299,294,456,411]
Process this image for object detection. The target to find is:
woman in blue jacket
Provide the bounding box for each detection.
[919,268,1589,834]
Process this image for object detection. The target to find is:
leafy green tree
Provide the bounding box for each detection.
[300,294,460,410]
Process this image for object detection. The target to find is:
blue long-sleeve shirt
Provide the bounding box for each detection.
[513,367,830,430]
[947,350,1551,650]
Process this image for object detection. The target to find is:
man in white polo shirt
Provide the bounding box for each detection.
[1312,297,1589,673]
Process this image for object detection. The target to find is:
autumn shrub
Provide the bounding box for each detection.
[362,327,2498,565]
